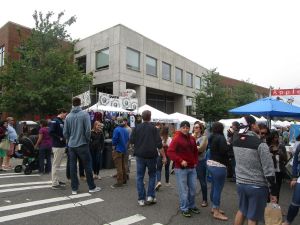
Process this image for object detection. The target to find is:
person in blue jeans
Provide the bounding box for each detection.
[192,121,208,207]
[63,97,101,195]
[130,110,166,206]
[206,122,229,221]
[283,137,300,225]
[168,121,199,217]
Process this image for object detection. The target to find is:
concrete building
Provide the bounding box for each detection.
[75,24,268,114]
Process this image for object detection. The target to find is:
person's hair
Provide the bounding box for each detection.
[22,122,27,125]
[180,121,190,128]
[40,119,48,127]
[92,121,103,131]
[212,121,224,135]
[160,126,169,142]
[30,127,39,135]
[244,115,256,130]
[72,97,81,107]
[266,130,279,146]
[142,110,151,122]
[258,123,270,134]
[6,117,13,122]
[232,121,240,130]
[193,121,205,135]
[57,108,67,114]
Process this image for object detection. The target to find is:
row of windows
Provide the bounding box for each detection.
[0,46,5,67]
[94,47,202,90]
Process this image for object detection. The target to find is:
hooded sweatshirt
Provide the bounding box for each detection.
[63,106,91,148]
[167,131,198,169]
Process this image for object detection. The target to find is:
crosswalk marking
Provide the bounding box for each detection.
[0,193,91,211]
[0,173,23,176]
[0,185,51,193]
[104,214,146,225]
[0,175,40,179]
[152,223,163,225]
[0,181,52,188]
[0,198,103,223]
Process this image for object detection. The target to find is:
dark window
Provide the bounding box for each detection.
[76,55,87,74]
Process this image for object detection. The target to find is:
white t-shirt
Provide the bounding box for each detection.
[130,115,135,128]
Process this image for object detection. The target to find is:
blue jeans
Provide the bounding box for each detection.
[286,182,300,223]
[136,157,157,200]
[38,147,51,173]
[156,156,170,183]
[196,159,207,202]
[69,144,95,191]
[207,165,226,208]
[175,168,197,212]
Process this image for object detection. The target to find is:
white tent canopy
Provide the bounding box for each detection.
[169,112,205,125]
[135,104,179,123]
[86,103,130,113]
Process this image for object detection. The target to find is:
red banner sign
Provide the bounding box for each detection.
[271,89,300,96]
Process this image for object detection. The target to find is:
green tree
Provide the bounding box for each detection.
[0,11,92,118]
[194,69,235,122]
[232,80,256,107]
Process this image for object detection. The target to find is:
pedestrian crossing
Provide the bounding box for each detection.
[0,172,164,225]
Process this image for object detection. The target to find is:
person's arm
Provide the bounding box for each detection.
[112,129,119,150]
[84,114,91,142]
[198,136,208,153]
[34,132,43,149]
[167,139,182,165]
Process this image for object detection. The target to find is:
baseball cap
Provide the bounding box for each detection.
[239,115,256,134]
[180,121,190,128]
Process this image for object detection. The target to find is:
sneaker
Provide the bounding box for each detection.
[138,200,145,206]
[59,181,66,186]
[52,184,65,190]
[165,182,171,187]
[146,196,157,205]
[190,207,200,214]
[97,175,102,180]
[89,186,101,193]
[182,211,191,217]
[111,183,123,189]
[155,182,162,191]
[72,190,77,195]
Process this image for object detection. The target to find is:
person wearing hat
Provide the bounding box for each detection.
[167,120,200,217]
[227,121,240,182]
[111,117,129,188]
[233,115,277,225]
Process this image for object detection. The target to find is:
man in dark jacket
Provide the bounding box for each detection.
[130,110,166,206]
[50,108,67,189]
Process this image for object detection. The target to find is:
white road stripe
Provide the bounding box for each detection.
[0,193,91,211]
[0,173,26,176]
[0,181,52,188]
[0,198,103,223]
[152,224,163,225]
[105,214,146,225]
[0,175,40,179]
[0,185,51,193]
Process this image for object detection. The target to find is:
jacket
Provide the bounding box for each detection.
[130,122,162,159]
[167,131,198,169]
[63,106,91,148]
[112,125,129,153]
[209,133,229,166]
[49,117,65,148]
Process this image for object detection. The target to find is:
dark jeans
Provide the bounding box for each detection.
[66,148,85,179]
[156,156,170,183]
[90,149,102,175]
[38,147,51,173]
[196,159,208,202]
[286,182,300,223]
[275,171,283,202]
[69,144,95,191]
[207,165,226,208]
[136,157,157,200]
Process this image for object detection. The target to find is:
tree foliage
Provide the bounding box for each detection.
[231,80,256,107]
[195,69,235,122]
[0,11,92,118]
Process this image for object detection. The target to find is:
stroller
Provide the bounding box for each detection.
[14,135,39,175]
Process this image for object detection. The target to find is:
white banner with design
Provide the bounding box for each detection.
[75,90,91,107]
[98,92,138,110]
[271,88,300,106]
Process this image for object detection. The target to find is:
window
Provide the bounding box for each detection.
[126,48,140,71]
[146,55,157,76]
[162,62,171,81]
[96,48,109,70]
[186,72,193,87]
[175,67,183,84]
[195,76,201,90]
[76,55,87,74]
[0,46,4,67]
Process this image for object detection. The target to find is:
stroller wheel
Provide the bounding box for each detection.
[14,165,23,173]
[24,167,32,175]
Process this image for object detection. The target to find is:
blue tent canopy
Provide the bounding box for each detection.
[229,97,300,118]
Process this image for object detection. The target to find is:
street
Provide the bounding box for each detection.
[0,157,299,225]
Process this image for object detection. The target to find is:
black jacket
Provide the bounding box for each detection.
[49,117,65,148]
[209,133,229,166]
[130,122,162,159]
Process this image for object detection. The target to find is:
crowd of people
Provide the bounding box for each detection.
[0,99,300,224]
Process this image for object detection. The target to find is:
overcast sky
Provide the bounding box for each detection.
[1,0,299,89]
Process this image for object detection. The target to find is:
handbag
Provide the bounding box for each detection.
[264,203,282,225]
[0,138,10,151]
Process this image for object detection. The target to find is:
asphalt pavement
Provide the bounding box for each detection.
[0,156,299,225]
